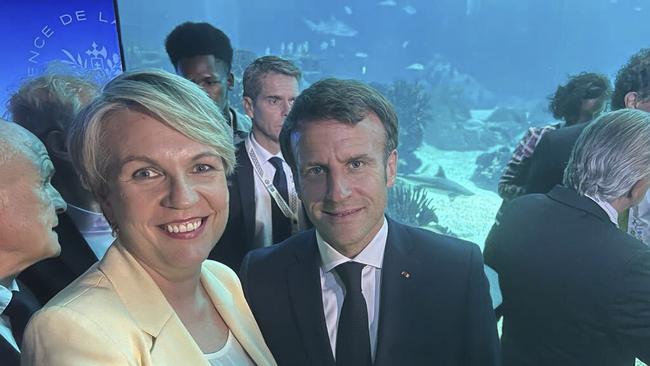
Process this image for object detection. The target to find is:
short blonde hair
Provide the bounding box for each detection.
[68,69,236,198]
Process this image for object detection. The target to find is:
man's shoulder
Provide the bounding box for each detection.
[246,230,315,262]
[389,220,480,261]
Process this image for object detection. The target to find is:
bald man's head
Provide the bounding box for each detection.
[0,120,66,280]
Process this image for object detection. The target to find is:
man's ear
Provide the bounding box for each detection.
[243,96,255,119]
[386,149,398,188]
[44,130,70,161]
[624,91,639,109]
[227,72,234,90]
[629,177,650,206]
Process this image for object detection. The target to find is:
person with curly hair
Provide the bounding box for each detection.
[498,72,611,201]
[165,22,251,143]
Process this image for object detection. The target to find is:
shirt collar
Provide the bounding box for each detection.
[66,204,111,234]
[248,132,283,164]
[0,280,19,314]
[585,194,619,226]
[316,217,388,273]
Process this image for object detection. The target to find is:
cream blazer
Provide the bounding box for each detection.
[21,243,277,366]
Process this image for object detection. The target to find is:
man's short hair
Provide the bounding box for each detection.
[8,74,98,139]
[548,72,611,124]
[611,48,650,110]
[279,78,398,171]
[165,22,233,70]
[564,109,650,202]
[243,56,302,100]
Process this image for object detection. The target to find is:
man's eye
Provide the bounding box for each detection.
[132,168,160,180]
[306,166,324,176]
[349,160,364,169]
[268,98,280,105]
[193,164,214,173]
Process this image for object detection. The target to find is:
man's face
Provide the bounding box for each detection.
[293,114,397,257]
[0,132,66,277]
[244,72,299,148]
[176,55,233,112]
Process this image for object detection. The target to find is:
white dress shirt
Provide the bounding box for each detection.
[317,217,388,361]
[205,331,256,366]
[246,133,304,248]
[628,193,650,244]
[0,280,20,352]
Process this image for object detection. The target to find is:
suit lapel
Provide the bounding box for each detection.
[374,218,421,366]
[0,336,20,366]
[237,143,256,246]
[201,267,275,366]
[287,234,336,366]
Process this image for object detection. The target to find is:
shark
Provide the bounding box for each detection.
[398,166,474,199]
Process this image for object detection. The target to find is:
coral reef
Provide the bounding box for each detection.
[471,145,511,192]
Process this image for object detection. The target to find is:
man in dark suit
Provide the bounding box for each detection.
[0,121,67,366]
[240,78,500,366]
[8,74,105,304]
[485,109,650,365]
[213,56,307,271]
[523,121,589,195]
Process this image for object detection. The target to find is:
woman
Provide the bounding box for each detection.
[21,69,277,366]
[498,72,611,201]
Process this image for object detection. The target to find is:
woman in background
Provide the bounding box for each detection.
[498,72,611,201]
[21,69,276,366]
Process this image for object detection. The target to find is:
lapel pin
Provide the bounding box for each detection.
[400,271,411,279]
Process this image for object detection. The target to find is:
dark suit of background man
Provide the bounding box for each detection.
[8,75,107,305]
[485,109,650,366]
[166,21,252,144]
[213,56,308,271]
[240,78,500,366]
[0,121,68,366]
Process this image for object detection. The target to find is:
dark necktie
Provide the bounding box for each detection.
[269,157,292,243]
[3,290,39,347]
[335,262,371,366]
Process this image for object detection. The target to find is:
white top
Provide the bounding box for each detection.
[246,133,304,248]
[585,194,619,226]
[204,330,255,366]
[317,217,388,362]
[0,280,20,352]
[66,204,113,259]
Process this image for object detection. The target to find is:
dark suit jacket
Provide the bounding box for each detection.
[17,213,97,305]
[524,122,589,195]
[0,282,41,366]
[484,186,650,366]
[240,217,500,366]
[210,141,256,272]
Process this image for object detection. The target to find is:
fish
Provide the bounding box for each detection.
[634,6,642,11]
[361,66,367,74]
[264,46,271,55]
[355,52,368,58]
[303,17,358,37]
[406,63,424,70]
[320,41,329,50]
[402,41,409,48]
[378,0,397,6]
[403,5,417,15]
[466,0,482,15]
[330,38,336,47]
[344,6,352,14]
[399,167,474,199]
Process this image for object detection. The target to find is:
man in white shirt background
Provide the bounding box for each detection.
[0,120,67,366]
[8,74,110,305]
[212,56,307,271]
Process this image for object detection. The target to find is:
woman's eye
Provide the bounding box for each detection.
[194,164,214,173]
[132,168,160,180]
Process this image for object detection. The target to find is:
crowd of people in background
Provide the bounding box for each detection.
[1,20,650,366]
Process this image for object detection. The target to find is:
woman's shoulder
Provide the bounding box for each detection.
[203,260,240,286]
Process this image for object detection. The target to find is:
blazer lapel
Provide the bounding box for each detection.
[374,218,421,366]
[287,235,336,366]
[99,244,209,366]
[0,336,20,366]
[201,267,276,366]
[237,143,256,246]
